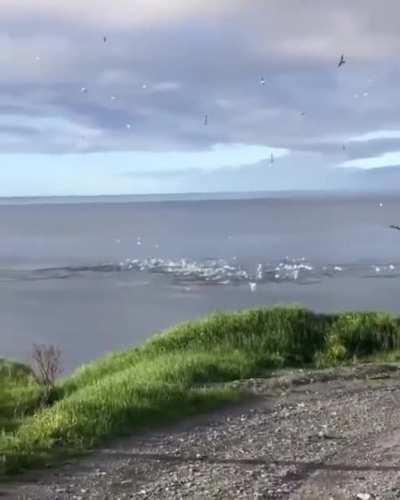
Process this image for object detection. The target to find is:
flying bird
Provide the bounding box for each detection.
[80,87,88,93]
[260,76,265,86]
[338,54,346,68]
[204,114,208,126]
[390,225,400,231]
[249,282,257,293]
[103,36,107,43]
[269,153,274,165]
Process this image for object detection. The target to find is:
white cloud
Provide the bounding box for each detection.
[1,0,233,29]
[350,130,400,142]
[341,151,400,169]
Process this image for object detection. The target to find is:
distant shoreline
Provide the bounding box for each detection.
[0,189,399,206]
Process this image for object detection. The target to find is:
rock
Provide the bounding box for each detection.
[356,494,372,500]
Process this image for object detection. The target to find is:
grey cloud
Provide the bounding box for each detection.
[1,0,400,190]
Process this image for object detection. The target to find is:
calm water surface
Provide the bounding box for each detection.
[1,192,400,371]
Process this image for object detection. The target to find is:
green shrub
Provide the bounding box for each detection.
[323,312,400,364]
[0,359,33,381]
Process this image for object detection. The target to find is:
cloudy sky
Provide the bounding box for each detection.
[2,0,400,196]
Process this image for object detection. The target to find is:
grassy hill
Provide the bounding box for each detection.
[2,306,400,477]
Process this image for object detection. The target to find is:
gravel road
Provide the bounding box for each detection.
[3,364,400,499]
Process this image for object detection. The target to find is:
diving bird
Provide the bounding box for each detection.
[338,54,346,68]
[269,153,274,165]
[260,75,265,86]
[204,114,208,126]
[103,36,107,43]
[390,225,400,231]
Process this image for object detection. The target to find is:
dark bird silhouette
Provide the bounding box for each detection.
[390,224,400,231]
[103,36,107,43]
[338,54,346,67]
[204,114,208,126]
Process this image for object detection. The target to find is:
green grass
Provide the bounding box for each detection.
[2,306,400,477]
[0,360,44,436]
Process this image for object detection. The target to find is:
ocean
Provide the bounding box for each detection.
[1,192,400,372]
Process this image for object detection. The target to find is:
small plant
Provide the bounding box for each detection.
[30,344,63,404]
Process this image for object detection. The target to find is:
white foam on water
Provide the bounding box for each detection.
[9,256,400,286]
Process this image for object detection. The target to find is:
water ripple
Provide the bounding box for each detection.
[2,256,399,287]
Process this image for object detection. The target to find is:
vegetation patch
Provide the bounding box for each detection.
[1,306,400,477]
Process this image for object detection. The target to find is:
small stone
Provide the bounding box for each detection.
[356,494,372,500]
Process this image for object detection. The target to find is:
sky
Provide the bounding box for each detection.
[2,0,400,196]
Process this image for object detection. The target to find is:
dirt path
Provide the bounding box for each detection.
[3,364,400,499]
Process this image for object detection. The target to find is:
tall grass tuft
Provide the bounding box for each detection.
[322,312,400,364]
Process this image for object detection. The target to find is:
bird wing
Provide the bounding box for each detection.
[389,225,400,231]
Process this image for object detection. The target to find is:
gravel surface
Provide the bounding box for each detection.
[3,364,400,499]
